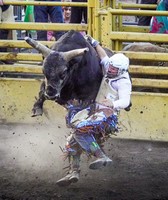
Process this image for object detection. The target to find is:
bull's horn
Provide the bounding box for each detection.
[63,47,89,61]
[24,37,52,57]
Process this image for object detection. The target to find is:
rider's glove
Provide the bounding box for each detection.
[85,35,100,48]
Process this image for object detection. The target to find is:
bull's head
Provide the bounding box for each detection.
[25,37,89,100]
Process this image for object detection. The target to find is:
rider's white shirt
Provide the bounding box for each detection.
[100,56,132,110]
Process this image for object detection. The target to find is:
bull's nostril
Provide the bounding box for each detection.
[44,88,60,100]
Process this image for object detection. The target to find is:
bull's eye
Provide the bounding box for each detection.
[60,70,67,80]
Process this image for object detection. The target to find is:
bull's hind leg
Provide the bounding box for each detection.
[32,81,46,117]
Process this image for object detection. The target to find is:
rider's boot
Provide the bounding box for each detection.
[89,142,112,170]
[74,132,112,170]
[56,154,80,187]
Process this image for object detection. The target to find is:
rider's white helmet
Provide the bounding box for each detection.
[107,53,129,77]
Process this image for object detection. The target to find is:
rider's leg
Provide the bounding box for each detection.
[74,132,112,170]
[56,134,82,187]
[57,130,112,187]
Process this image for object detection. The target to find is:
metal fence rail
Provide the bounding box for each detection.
[0,1,168,141]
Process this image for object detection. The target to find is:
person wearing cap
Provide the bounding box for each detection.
[56,36,132,187]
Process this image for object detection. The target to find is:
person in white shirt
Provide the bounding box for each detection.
[89,36,132,111]
[56,36,132,187]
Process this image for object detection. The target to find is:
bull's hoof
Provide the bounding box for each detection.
[31,108,43,117]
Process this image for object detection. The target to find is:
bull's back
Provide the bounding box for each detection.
[51,30,88,52]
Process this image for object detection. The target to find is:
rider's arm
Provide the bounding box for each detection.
[94,44,107,60]
[113,77,132,110]
[86,35,108,60]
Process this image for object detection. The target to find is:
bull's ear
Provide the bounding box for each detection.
[63,47,89,62]
[24,37,53,57]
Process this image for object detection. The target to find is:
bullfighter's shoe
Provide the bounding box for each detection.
[56,170,79,187]
[89,156,112,170]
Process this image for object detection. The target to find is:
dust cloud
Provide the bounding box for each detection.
[0,123,69,182]
[1,124,168,200]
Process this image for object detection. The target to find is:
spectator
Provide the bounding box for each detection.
[0,2,16,64]
[150,0,168,33]
[47,29,56,41]
[138,0,158,26]
[24,1,36,39]
[70,0,87,24]
[47,2,71,41]
[63,5,71,23]
[34,0,64,41]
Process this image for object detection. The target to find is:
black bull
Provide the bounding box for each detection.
[25,30,113,117]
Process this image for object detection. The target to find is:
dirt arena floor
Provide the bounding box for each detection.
[0,124,168,200]
[0,1,166,200]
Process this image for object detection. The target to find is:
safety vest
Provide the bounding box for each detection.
[96,77,119,105]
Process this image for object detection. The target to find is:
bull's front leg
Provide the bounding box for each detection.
[32,81,46,117]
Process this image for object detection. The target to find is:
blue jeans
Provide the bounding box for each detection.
[34,0,64,40]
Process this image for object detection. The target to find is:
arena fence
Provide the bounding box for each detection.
[0,0,168,141]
